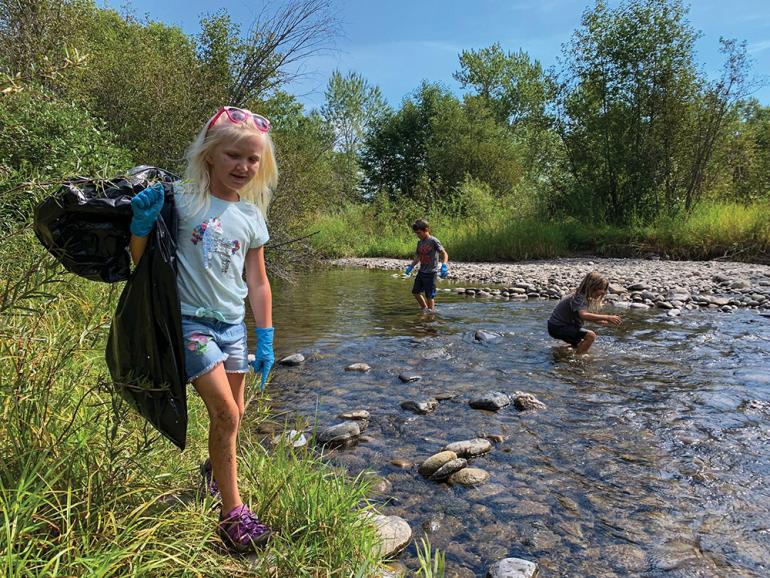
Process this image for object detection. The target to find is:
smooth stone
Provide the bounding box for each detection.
[400,399,438,415]
[418,451,458,477]
[627,282,649,291]
[317,422,360,445]
[666,308,681,317]
[474,330,501,342]
[271,429,307,448]
[629,302,649,309]
[430,458,468,481]
[390,458,411,468]
[656,301,673,309]
[337,409,370,421]
[279,353,305,366]
[345,362,371,372]
[442,438,493,458]
[371,514,412,558]
[469,392,511,411]
[512,391,546,411]
[486,557,538,578]
[448,467,490,486]
[608,283,626,294]
[398,373,421,383]
[435,392,460,401]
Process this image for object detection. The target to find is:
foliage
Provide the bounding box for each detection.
[552,0,751,225]
[360,82,525,204]
[0,86,131,228]
[321,69,389,199]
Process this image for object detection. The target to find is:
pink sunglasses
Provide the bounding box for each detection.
[207,106,271,133]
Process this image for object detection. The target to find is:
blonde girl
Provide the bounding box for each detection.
[547,271,622,354]
[128,106,277,552]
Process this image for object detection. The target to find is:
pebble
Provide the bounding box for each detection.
[345,362,371,372]
[279,353,305,366]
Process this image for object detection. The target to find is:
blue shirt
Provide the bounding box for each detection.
[174,182,269,323]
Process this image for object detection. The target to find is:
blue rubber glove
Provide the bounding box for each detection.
[251,327,275,391]
[440,263,448,279]
[405,264,414,276]
[130,183,165,237]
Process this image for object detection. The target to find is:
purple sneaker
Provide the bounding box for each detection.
[218,504,272,552]
[199,458,220,499]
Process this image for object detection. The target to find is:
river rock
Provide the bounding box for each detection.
[486,557,538,578]
[337,409,370,420]
[345,362,371,372]
[512,391,546,411]
[371,514,412,558]
[608,283,626,294]
[418,450,458,477]
[279,353,305,366]
[442,438,493,457]
[469,392,511,411]
[398,373,421,383]
[474,330,501,342]
[317,422,360,445]
[271,429,307,448]
[400,399,438,415]
[666,308,681,317]
[449,467,490,486]
[627,282,649,291]
[430,458,468,481]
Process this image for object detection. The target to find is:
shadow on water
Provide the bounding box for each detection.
[253,267,770,577]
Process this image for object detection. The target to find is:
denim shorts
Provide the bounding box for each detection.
[181,315,249,382]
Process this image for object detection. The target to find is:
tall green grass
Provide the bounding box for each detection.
[306,200,770,262]
[0,228,399,577]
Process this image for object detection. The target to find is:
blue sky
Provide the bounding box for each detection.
[110,0,770,110]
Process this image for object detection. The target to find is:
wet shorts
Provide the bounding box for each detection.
[547,321,589,347]
[412,272,437,299]
[181,315,249,382]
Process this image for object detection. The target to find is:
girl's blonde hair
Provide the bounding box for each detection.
[575,271,609,309]
[182,111,278,217]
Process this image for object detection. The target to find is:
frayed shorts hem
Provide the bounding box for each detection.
[187,356,228,383]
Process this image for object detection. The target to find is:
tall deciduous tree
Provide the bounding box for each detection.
[321,70,388,199]
[553,0,749,224]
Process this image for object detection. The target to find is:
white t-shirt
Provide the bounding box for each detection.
[174,181,269,323]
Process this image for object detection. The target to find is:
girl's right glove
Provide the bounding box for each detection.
[439,263,448,278]
[130,183,165,237]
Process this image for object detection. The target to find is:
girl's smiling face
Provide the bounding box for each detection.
[207,132,265,199]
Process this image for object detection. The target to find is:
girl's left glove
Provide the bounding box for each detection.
[439,263,448,279]
[251,327,275,391]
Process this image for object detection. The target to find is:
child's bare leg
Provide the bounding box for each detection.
[426,297,435,310]
[575,330,596,354]
[414,293,428,309]
[193,364,242,514]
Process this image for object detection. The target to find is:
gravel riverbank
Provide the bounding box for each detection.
[331,257,770,314]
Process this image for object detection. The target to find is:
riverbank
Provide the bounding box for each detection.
[332,257,770,313]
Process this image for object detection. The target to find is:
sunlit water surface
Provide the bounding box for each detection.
[257,268,770,577]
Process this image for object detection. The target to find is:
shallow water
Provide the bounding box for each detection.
[263,268,770,577]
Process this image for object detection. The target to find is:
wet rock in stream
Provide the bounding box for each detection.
[279,353,305,366]
[398,373,422,383]
[400,399,438,415]
[345,362,371,372]
[512,391,546,411]
[418,451,458,477]
[317,422,360,445]
[486,557,538,578]
[442,438,493,458]
[469,391,511,411]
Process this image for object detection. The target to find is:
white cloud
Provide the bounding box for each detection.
[748,40,770,54]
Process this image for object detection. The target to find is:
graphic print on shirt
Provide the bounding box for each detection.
[418,240,435,265]
[191,217,242,273]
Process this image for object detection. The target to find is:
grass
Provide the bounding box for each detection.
[306,200,770,263]
[0,227,408,577]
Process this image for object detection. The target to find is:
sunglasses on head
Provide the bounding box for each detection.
[207,106,271,134]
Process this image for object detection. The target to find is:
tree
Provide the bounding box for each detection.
[552,0,750,224]
[228,0,339,105]
[321,70,388,199]
[454,43,552,128]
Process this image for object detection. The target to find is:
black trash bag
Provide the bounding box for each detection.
[33,166,188,449]
[33,166,176,283]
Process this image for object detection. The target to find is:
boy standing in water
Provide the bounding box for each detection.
[404,219,449,312]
